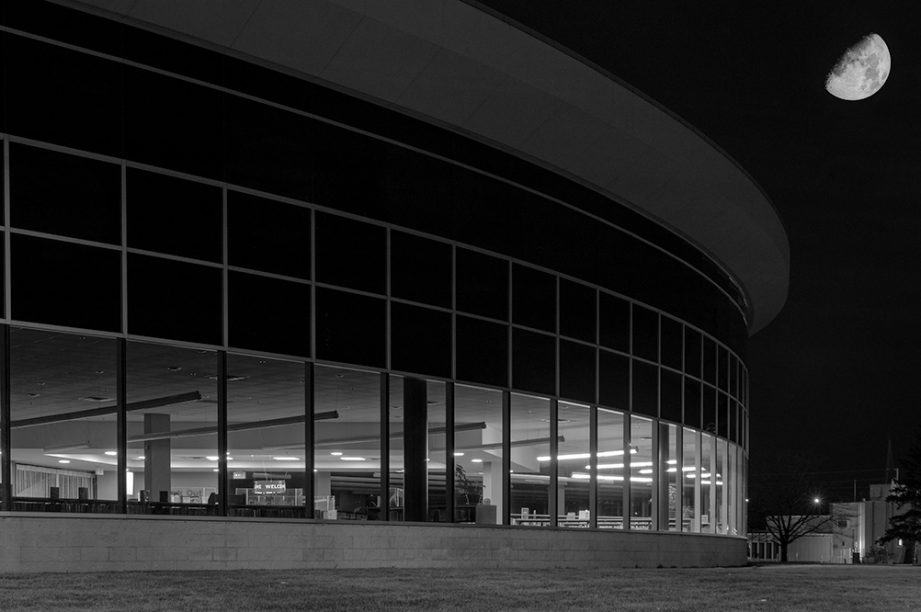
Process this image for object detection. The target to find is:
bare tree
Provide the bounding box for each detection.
[749,449,832,562]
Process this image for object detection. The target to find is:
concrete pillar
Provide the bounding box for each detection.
[403,377,428,522]
[143,413,170,502]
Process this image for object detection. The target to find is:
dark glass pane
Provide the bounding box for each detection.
[599,350,629,410]
[228,271,310,356]
[702,385,716,435]
[391,232,451,308]
[456,249,508,320]
[512,265,555,332]
[315,213,385,294]
[559,340,595,403]
[632,305,658,362]
[717,346,729,391]
[455,316,508,388]
[684,328,702,377]
[12,235,120,332]
[599,293,629,352]
[6,35,123,156]
[632,360,658,417]
[125,66,222,179]
[227,191,309,278]
[511,328,555,395]
[11,144,121,244]
[717,393,729,439]
[0,233,5,318]
[730,355,739,398]
[729,401,739,443]
[660,316,683,371]
[559,279,596,343]
[315,288,385,368]
[702,337,716,385]
[660,369,682,423]
[128,254,222,345]
[391,303,451,378]
[684,378,701,429]
[127,169,222,262]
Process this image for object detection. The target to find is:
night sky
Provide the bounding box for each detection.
[478,1,921,499]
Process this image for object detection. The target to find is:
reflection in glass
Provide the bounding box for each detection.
[557,402,590,527]
[454,385,503,525]
[127,341,217,512]
[11,329,117,512]
[510,393,549,525]
[314,366,381,520]
[597,408,625,529]
[226,355,305,517]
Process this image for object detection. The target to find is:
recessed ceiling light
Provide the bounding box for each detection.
[453,452,464,456]
[104,451,117,456]
[471,458,483,463]
[212,468,219,472]
[58,459,70,464]
[340,456,366,461]
[273,456,300,461]
[206,456,219,461]
[330,451,343,456]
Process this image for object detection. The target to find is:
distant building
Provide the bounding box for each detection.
[0,0,788,570]
[749,484,907,563]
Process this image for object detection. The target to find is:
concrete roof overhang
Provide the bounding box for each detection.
[58,0,789,333]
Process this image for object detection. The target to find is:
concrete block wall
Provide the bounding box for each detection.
[0,513,747,572]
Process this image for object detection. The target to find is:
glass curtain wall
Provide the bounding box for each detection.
[661,422,679,531]
[10,328,117,511]
[716,437,728,534]
[314,365,381,520]
[454,384,503,524]
[597,408,625,528]
[510,393,550,525]
[558,401,590,526]
[225,354,305,517]
[700,433,714,532]
[126,341,218,512]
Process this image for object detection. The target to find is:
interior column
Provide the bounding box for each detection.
[403,377,428,522]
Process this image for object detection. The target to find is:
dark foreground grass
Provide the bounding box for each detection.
[1,565,919,611]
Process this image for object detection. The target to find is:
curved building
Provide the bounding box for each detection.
[0,1,788,570]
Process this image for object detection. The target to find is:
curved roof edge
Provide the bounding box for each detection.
[58,0,790,333]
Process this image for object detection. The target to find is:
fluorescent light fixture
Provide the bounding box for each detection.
[572,472,652,483]
[666,459,677,465]
[273,456,300,461]
[206,456,219,461]
[453,452,464,457]
[104,451,117,456]
[539,449,637,461]
[639,468,653,474]
[593,463,625,469]
[58,459,70,464]
[471,458,483,463]
[330,452,343,456]
[339,456,366,462]
[136,456,145,460]
[213,468,219,472]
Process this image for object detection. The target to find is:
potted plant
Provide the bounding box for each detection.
[454,463,482,505]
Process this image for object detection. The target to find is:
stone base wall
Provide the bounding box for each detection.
[0,513,746,572]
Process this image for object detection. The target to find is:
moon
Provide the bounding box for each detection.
[825,33,890,101]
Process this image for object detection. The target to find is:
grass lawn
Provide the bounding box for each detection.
[0,564,918,611]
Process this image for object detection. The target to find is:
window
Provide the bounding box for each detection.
[454,384,503,524]
[512,265,555,332]
[599,350,629,411]
[660,317,683,371]
[510,393,550,526]
[128,254,222,345]
[632,360,658,417]
[227,191,310,279]
[559,279,595,343]
[127,169,222,262]
[455,316,508,388]
[13,235,120,332]
[597,408,625,529]
[512,329,555,396]
[632,305,658,362]
[315,288,385,368]
[390,303,451,378]
[456,249,508,321]
[599,293,629,352]
[660,369,683,423]
[391,232,451,308]
[559,340,595,403]
[10,144,121,244]
[684,329,702,378]
[228,271,310,357]
[314,213,385,294]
